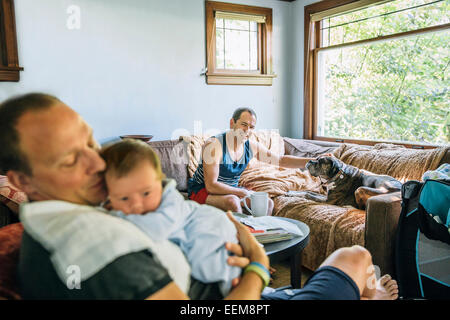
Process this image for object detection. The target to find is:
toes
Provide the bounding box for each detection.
[379,274,392,286]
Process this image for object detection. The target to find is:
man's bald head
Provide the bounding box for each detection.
[0,93,61,175]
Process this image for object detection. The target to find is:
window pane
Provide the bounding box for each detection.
[216,18,224,28]
[225,29,250,70]
[216,26,225,69]
[323,0,449,47]
[250,21,258,32]
[225,19,250,31]
[317,29,450,145]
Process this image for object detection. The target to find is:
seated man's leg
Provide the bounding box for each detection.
[206,194,242,213]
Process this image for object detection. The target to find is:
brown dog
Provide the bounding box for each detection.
[297,156,402,209]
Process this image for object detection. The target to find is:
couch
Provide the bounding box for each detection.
[147,134,449,277]
[0,134,448,299]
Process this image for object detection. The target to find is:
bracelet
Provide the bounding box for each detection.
[244,262,271,289]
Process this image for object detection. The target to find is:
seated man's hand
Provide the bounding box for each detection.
[236,188,252,199]
[319,153,334,158]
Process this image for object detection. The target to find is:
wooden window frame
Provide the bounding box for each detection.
[304,0,445,149]
[205,1,275,86]
[0,0,23,82]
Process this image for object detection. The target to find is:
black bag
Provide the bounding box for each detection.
[394,179,450,299]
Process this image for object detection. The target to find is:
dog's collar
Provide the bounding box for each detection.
[330,163,346,181]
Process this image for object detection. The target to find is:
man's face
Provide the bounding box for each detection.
[230,111,256,141]
[13,103,107,206]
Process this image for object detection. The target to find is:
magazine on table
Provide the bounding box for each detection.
[233,213,303,244]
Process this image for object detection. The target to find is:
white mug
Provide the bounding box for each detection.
[241,192,269,217]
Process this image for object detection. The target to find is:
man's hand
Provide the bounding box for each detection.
[236,188,252,199]
[225,211,269,287]
[225,211,268,266]
[319,153,334,158]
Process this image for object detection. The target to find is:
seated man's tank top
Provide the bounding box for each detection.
[188,132,253,196]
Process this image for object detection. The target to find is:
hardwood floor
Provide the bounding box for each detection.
[270,260,313,288]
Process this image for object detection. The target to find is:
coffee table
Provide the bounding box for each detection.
[234,214,310,289]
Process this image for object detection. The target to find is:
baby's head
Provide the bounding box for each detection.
[101,139,165,215]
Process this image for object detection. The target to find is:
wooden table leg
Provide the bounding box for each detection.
[290,251,303,289]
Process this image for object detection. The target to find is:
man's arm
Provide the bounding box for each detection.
[202,138,248,197]
[250,141,313,169]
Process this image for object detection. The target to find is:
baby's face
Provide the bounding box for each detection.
[105,161,163,215]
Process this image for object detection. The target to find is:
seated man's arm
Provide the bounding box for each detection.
[202,139,248,197]
[250,141,313,169]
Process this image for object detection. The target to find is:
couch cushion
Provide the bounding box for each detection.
[148,139,189,192]
[0,223,23,300]
[283,138,337,158]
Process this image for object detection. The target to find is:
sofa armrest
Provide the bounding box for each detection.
[365,192,402,277]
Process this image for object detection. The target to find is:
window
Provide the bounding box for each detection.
[205,1,275,85]
[304,0,449,147]
[0,0,23,81]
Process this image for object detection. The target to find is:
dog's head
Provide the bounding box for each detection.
[306,156,343,180]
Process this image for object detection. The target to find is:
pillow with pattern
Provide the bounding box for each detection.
[0,176,28,214]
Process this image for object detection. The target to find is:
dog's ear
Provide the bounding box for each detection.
[328,157,342,177]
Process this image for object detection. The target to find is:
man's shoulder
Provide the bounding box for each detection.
[19,230,172,300]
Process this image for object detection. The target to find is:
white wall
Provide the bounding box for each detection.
[289,0,320,138]
[0,0,299,143]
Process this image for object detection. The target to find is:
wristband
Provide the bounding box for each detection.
[244,262,271,289]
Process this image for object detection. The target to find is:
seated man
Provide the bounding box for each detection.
[0,93,398,300]
[187,108,325,215]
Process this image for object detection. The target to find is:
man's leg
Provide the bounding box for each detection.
[206,194,243,213]
[262,245,398,300]
[319,245,398,300]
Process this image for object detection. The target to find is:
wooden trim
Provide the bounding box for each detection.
[316,23,450,53]
[205,1,274,85]
[309,0,391,22]
[206,72,276,85]
[0,0,22,81]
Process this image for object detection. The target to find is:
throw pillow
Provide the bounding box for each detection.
[283,138,337,158]
[0,175,28,214]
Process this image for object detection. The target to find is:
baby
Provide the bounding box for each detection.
[100,139,241,296]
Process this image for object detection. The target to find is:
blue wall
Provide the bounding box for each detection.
[0,0,316,143]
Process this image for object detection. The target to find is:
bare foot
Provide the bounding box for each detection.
[370,275,399,300]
